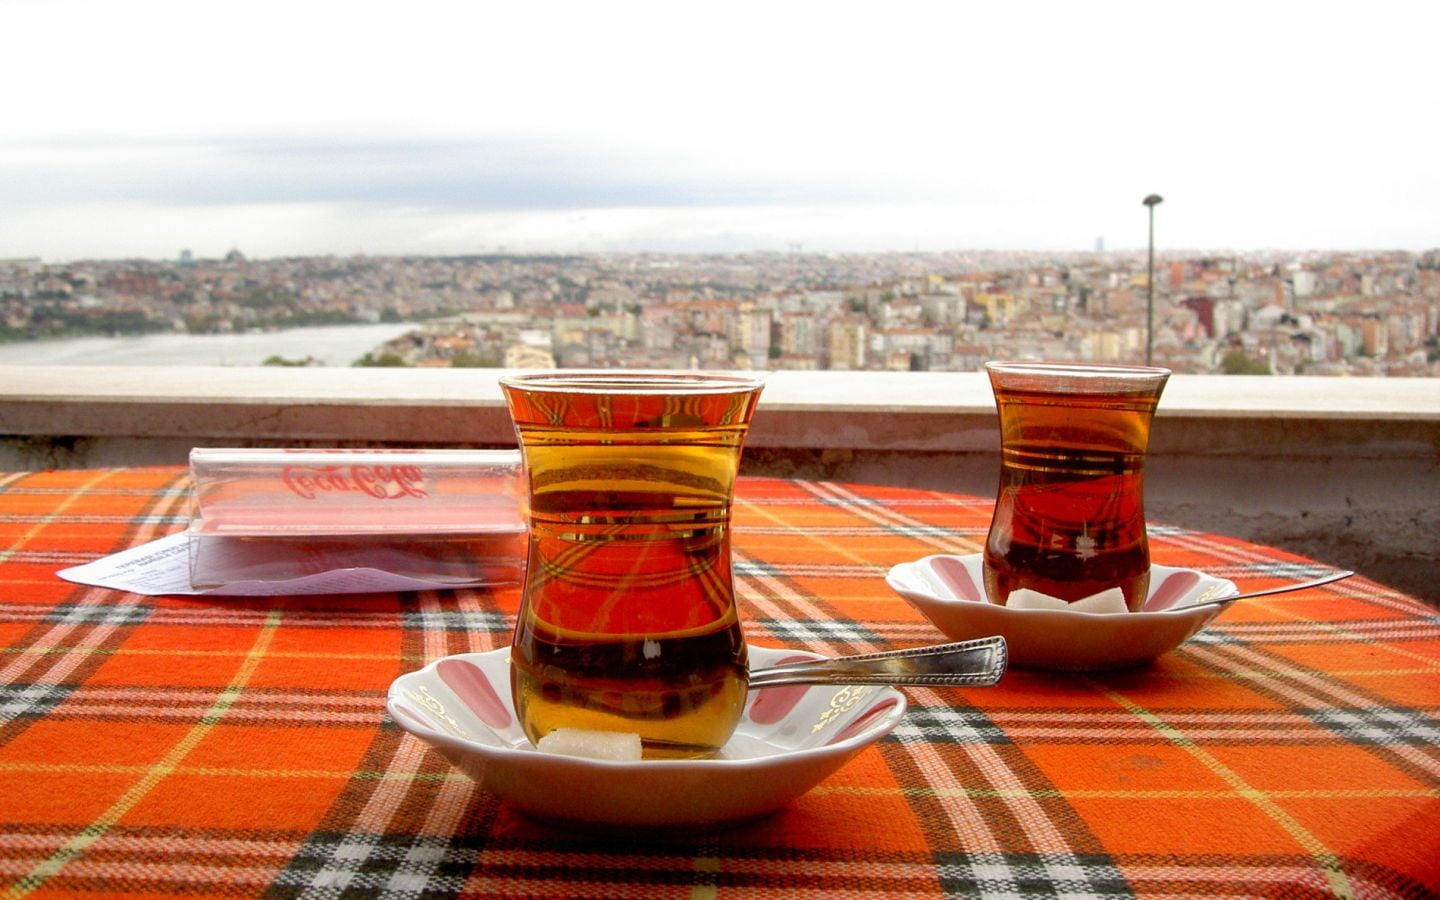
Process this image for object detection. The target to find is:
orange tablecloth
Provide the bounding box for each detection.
[1,467,1436,897]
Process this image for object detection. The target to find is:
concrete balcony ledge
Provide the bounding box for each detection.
[1,365,1437,603]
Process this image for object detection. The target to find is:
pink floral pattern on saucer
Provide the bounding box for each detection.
[387,645,906,828]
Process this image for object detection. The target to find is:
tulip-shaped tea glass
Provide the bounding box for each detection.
[982,362,1170,612]
[499,371,765,759]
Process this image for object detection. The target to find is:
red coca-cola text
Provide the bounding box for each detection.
[281,465,428,501]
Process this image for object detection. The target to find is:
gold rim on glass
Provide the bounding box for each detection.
[498,370,767,394]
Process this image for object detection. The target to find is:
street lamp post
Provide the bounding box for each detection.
[1142,194,1163,366]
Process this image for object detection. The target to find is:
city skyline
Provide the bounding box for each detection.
[6,248,1434,378]
[3,1,1437,260]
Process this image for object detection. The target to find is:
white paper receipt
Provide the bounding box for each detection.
[56,532,497,597]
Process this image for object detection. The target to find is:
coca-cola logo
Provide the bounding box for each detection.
[281,465,428,501]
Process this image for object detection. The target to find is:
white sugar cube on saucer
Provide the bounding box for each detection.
[535,728,643,761]
[1005,588,1070,610]
[1005,586,1129,614]
[1070,587,1128,613]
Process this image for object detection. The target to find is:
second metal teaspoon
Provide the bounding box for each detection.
[748,635,1008,689]
[1172,569,1354,612]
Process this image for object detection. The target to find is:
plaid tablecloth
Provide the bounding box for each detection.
[1,467,1436,898]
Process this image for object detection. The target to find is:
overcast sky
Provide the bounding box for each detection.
[2,0,1436,261]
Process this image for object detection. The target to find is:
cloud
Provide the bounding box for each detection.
[0,136,899,214]
[3,1,1438,258]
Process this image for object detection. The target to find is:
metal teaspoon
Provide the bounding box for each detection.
[743,572,1352,689]
[747,635,1008,689]
[1171,569,1355,612]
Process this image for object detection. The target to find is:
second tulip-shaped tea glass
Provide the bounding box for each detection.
[500,371,765,759]
[982,362,1170,613]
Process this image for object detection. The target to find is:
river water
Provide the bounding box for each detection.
[0,323,417,367]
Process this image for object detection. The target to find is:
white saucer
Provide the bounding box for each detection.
[886,554,1238,671]
[386,644,906,828]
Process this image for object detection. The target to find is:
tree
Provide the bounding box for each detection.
[1220,350,1271,375]
[353,351,409,367]
[449,350,501,368]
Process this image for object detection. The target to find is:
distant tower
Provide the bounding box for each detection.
[1095,236,1105,253]
[179,249,194,265]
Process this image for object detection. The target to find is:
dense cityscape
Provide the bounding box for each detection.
[2,248,1437,376]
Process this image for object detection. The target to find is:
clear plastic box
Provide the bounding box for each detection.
[187,448,526,590]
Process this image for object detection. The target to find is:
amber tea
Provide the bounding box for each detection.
[982,363,1169,612]
[500,372,764,759]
